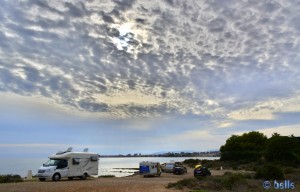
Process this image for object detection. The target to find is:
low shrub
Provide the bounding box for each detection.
[284,167,295,174]
[98,175,115,178]
[167,178,199,190]
[0,175,23,183]
[183,159,201,168]
[218,172,250,190]
[254,164,284,180]
[168,173,252,191]
[201,159,222,169]
[183,159,223,169]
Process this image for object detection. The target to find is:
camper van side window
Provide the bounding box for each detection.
[72,158,80,165]
[90,156,98,161]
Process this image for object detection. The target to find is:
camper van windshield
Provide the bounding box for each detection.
[43,159,66,167]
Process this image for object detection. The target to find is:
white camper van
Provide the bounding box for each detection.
[139,161,161,177]
[37,147,99,181]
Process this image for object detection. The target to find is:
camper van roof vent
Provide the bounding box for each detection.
[56,147,73,155]
[56,151,64,155]
[83,148,88,152]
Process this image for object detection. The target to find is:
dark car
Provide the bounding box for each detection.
[194,167,211,177]
[173,166,187,175]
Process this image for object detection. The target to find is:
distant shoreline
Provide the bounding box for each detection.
[100,152,220,158]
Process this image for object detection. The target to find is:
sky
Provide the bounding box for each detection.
[0,0,300,157]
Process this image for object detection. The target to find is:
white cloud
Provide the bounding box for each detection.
[228,95,300,120]
[233,124,300,138]
[0,0,299,121]
[259,124,300,137]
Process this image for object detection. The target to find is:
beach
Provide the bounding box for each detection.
[0,167,227,192]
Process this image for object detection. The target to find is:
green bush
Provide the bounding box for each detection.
[220,132,268,162]
[0,175,23,183]
[265,135,300,162]
[218,172,250,190]
[201,159,222,169]
[98,175,115,178]
[284,167,295,174]
[183,159,201,168]
[255,164,284,180]
[167,178,199,190]
[167,178,223,191]
[168,173,253,191]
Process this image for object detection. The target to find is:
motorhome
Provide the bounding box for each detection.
[37,147,99,181]
[139,161,161,177]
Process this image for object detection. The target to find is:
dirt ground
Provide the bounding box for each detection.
[0,169,228,192]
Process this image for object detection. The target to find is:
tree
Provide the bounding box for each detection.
[220,131,268,162]
[265,135,300,162]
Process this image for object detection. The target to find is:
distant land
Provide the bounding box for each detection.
[100,150,220,158]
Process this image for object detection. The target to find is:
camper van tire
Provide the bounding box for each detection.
[52,173,61,181]
[39,178,46,181]
[80,173,87,180]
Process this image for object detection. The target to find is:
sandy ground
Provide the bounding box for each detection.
[0,169,230,192]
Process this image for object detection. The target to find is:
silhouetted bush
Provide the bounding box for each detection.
[265,135,300,162]
[284,167,296,174]
[98,175,115,178]
[217,172,251,190]
[255,164,284,180]
[220,131,267,162]
[0,175,23,183]
[168,172,252,191]
[167,178,199,190]
[183,159,201,167]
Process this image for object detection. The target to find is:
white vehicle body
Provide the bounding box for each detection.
[37,148,99,181]
[139,161,161,177]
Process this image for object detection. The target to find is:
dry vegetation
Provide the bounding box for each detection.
[0,163,299,192]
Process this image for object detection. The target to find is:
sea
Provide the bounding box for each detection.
[0,157,219,177]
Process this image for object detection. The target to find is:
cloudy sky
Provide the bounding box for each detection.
[0,0,300,157]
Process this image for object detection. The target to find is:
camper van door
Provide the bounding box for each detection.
[56,159,69,178]
[70,158,82,176]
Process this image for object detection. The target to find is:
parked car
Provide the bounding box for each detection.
[194,167,211,177]
[164,163,175,173]
[173,162,187,175]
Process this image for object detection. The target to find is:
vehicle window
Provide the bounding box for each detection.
[44,159,68,168]
[72,158,80,165]
[43,159,59,167]
[56,159,68,169]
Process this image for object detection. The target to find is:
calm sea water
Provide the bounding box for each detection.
[0,157,219,177]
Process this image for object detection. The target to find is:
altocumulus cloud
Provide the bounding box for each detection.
[0,0,300,125]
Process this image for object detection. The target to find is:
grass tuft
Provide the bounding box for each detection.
[0,175,23,183]
[98,175,115,178]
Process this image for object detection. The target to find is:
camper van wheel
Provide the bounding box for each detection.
[39,178,46,181]
[52,173,61,181]
[80,173,87,180]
